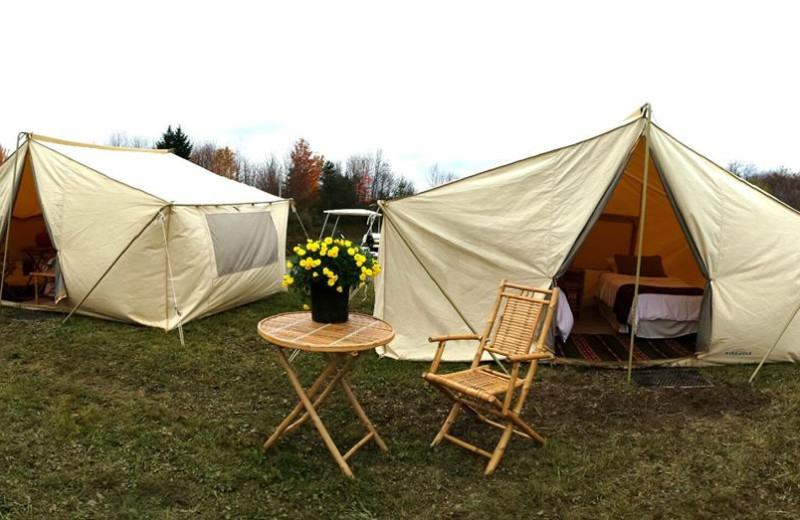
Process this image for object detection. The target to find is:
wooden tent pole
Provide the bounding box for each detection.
[0,133,28,320]
[62,205,168,324]
[627,107,652,383]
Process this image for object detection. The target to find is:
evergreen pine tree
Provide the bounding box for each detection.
[155,125,193,159]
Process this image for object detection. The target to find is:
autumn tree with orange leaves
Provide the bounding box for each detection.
[285,138,323,210]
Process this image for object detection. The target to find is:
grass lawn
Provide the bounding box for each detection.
[2,287,800,519]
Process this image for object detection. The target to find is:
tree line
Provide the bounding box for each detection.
[728,162,800,210]
[111,125,416,215]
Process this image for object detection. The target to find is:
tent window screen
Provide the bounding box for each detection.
[207,212,278,276]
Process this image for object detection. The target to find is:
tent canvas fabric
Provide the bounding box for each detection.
[0,134,289,330]
[374,109,800,365]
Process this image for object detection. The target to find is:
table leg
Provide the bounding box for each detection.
[283,354,357,435]
[263,353,345,450]
[272,348,354,478]
[340,374,388,452]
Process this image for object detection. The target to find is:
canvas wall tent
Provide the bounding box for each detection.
[374,106,800,366]
[0,133,289,330]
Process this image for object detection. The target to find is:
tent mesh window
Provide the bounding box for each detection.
[206,212,279,276]
[631,368,713,388]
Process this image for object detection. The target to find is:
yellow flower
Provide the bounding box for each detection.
[308,242,320,252]
[358,281,365,288]
[324,237,333,245]
[312,271,319,278]
[322,267,331,276]
[345,240,352,247]
[281,274,294,286]
[313,258,321,267]
[359,273,366,281]
[286,261,293,269]
[356,261,364,267]
[303,304,310,310]
[327,278,336,287]
[347,247,355,256]
[336,286,343,293]
[373,263,381,274]
[327,247,339,258]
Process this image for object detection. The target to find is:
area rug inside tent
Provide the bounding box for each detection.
[556,333,696,366]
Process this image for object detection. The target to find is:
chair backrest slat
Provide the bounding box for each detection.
[480,281,554,359]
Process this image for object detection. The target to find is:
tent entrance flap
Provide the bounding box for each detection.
[556,136,707,362]
[0,149,58,304]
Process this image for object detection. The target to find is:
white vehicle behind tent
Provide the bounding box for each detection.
[319,209,381,255]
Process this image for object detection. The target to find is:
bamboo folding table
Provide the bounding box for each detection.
[257,312,394,478]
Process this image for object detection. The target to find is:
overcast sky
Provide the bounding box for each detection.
[2,1,798,188]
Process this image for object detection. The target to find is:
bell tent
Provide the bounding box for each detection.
[374,106,800,366]
[0,133,289,331]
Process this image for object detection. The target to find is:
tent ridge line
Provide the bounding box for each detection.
[650,123,800,219]
[31,133,171,154]
[32,140,170,205]
[387,118,645,205]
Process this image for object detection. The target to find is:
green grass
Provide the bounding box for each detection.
[2,288,800,519]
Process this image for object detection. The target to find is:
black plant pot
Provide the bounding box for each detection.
[310,282,350,323]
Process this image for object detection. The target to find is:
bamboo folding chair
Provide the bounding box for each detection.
[422,280,559,475]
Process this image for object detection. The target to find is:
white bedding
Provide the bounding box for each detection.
[596,272,703,326]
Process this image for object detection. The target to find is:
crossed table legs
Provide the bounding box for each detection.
[263,348,388,478]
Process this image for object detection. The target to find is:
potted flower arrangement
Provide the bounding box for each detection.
[282,237,381,323]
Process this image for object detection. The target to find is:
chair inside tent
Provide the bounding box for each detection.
[554,136,708,366]
[1,152,62,308]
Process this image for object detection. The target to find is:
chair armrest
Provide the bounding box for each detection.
[426,334,482,375]
[506,349,555,362]
[428,334,482,343]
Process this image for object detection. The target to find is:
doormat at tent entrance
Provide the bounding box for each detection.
[631,368,713,388]
[556,333,696,366]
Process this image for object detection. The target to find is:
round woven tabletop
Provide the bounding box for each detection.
[257,312,395,352]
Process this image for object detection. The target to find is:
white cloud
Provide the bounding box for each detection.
[2,1,798,187]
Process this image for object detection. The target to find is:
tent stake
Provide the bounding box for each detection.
[0,133,28,320]
[62,206,168,324]
[627,108,652,383]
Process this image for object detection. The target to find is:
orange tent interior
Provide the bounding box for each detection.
[1,154,55,299]
[559,137,705,337]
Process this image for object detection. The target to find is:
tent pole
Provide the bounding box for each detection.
[626,110,652,383]
[318,213,330,241]
[164,206,173,332]
[749,298,800,383]
[0,132,28,320]
[382,208,509,375]
[289,200,309,240]
[62,206,168,324]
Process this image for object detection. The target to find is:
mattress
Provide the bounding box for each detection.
[596,272,703,327]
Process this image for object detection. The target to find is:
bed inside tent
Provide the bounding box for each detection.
[0,151,63,310]
[554,136,708,366]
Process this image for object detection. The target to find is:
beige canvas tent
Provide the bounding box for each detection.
[374,106,800,366]
[0,133,289,331]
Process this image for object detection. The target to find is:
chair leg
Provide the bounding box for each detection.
[485,422,515,476]
[432,402,462,447]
